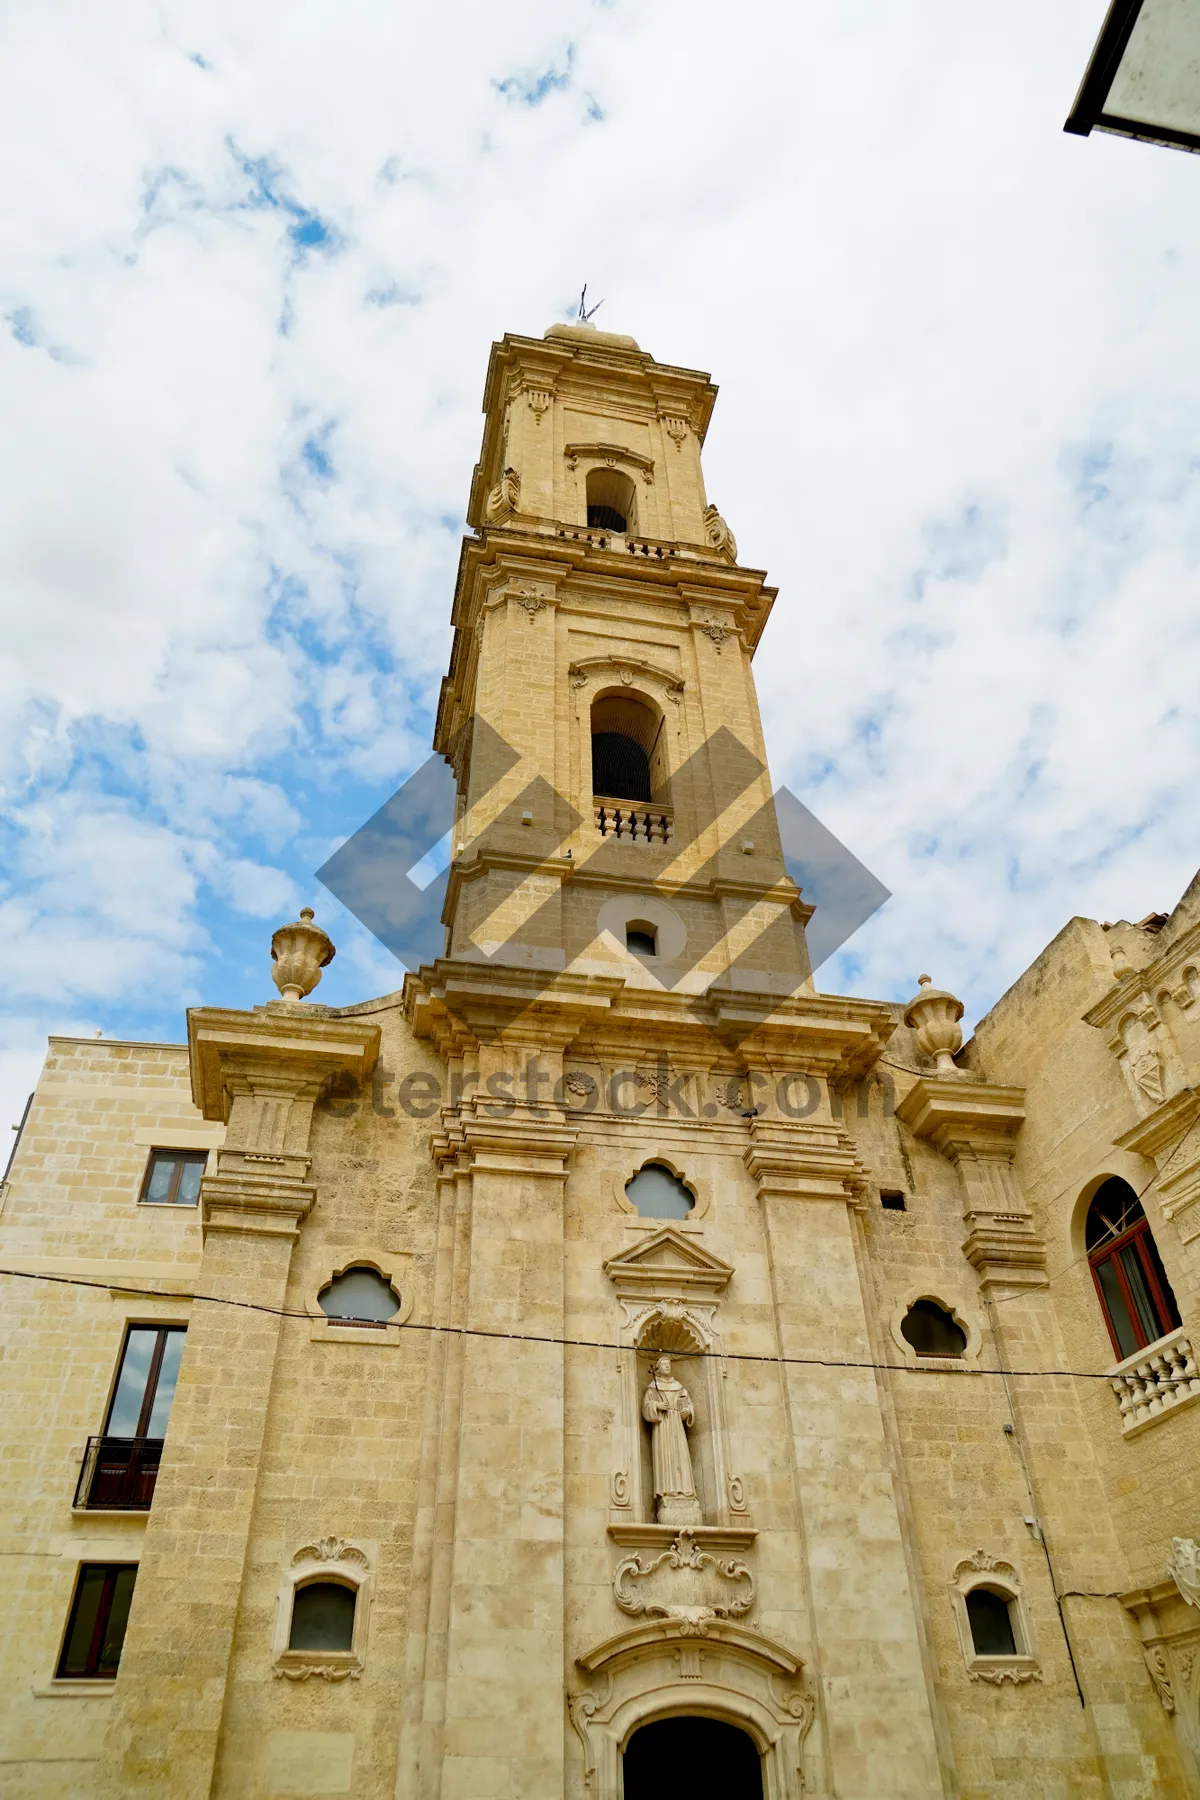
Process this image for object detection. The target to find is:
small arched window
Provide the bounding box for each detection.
[965,1587,1018,1657]
[586,467,637,534]
[319,1266,401,1325]
[1086,1177,1180,1360]
[626,1164,695,1220]
[591,692,663,804]
[289,1580,356,1652]
[626,921,658,956]
[900,1298,967,1358]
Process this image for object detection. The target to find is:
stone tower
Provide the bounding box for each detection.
[433,318,811,999]
[396,319,943,1798]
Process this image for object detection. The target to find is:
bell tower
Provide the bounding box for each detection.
[399,322,944,1800]
[433,318,814,999]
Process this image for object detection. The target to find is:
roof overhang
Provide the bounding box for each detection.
[1065,0,1200,154]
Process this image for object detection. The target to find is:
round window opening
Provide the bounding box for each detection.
[625,1163,695,1220]
[319,1266,401,1325]
[900,1298,967,1358]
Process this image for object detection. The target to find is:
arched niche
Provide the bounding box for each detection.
[569,1619,814,1800]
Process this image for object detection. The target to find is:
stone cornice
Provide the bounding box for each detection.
[404,961,893,1082]
[188,1005,381,1122]
[404,963,626,1057]
[895,1077,1026,1156]
[1113,1088,1200,1162]
[743,1119,870,1204]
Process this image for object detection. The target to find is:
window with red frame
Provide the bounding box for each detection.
[56,1563,137,1679]
[1086,1177,1180,1361]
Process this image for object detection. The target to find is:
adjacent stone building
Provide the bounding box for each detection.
[3,319,1200,1798]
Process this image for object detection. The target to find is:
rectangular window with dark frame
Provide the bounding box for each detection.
[139,1149,207,1206]
[56,1563,137,1679]
[75,1325,186,1510]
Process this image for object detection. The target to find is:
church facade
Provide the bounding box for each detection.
[3,319,1200,1799]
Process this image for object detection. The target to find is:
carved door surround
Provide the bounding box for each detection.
[568,1618,813,1800]
[603,1227,750,1533]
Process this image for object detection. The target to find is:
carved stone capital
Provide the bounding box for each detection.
[743,1118,869,1204]
[895,1076,1025,1159]
[187,1006,380,1241]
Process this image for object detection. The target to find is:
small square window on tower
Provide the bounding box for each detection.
[880,1190,907,1212]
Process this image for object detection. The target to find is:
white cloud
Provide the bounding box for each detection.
[0,0,1199,1130]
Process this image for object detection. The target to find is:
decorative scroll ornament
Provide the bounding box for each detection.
[613,1528,755,1630]
[567,1679,611,1788]
[703,503,737,562]
[292,1537,370,1571]
[635,1064,670,1105]
[904,973,965,1074]
[663,413,689,447]
[271,909,335,1001]
[485,465,520,522]
[510,585,546,623]
[1144,1646,1176,1713]
[971,1664,1042,1686]
[768,1673,815,1735]
[954,1549,1012,1579]
[274,1662,362,1683]
[1168,1537,1200,1607]
[699,616,733,652]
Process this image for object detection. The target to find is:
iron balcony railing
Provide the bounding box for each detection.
[74,1435,164,1510]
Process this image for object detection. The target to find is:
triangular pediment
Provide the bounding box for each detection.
[603,1228,734,1301]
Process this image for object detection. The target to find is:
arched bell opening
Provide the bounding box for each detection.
[622,1715,763,1798]
[586,466,637,535]
[590,691,666,805]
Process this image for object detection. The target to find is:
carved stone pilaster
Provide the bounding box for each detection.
[896,1078,1045,1291]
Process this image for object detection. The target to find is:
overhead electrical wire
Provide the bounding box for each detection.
[0,1262,1148,1383]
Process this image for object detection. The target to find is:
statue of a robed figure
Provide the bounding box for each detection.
[642,1355,703,1527]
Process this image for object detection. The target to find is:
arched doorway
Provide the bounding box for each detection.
[622,1716,763,1798]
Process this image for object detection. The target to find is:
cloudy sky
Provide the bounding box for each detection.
[2,0,1199,1126]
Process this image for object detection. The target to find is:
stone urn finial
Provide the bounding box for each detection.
[271,908,335,1001]
[904,973,965,1075]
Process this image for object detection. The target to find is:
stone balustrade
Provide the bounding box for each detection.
[1109,1326,1200,1436]
[593,799,673,844]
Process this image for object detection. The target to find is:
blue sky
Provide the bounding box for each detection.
[1,0,1200,1126]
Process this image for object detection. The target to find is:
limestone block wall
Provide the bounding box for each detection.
[845,1000,1189,1795]
[201,1000,442,1800]
[0,1037,213,1799]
